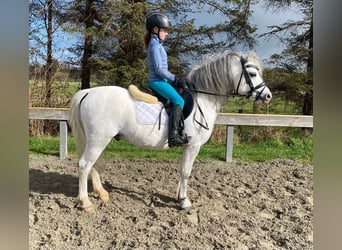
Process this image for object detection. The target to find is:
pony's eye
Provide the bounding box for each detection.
[249,72,256,77]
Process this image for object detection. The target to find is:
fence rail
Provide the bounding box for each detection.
[29,107,313,162]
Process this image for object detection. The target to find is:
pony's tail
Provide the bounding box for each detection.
[68,89,91,158]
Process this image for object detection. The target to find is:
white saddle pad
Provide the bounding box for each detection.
[134,100,168,125]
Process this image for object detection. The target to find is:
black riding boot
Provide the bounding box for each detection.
[168,105,188,147]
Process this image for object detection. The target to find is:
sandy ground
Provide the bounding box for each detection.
[29,155,313,249]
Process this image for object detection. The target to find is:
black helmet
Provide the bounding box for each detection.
[146,13,171,32]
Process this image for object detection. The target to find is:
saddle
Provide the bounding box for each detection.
[128,84,194,120]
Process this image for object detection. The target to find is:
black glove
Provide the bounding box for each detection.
[173,77,188,89]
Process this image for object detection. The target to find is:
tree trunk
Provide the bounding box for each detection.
[45,0,53,106]
[302,14,313,134]
[302,14,313,116]
[81,0,95,89]
[81,34,93,89]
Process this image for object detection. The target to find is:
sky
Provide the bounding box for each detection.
[249,3,303,61]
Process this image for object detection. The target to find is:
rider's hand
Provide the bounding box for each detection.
[173,77,188,89]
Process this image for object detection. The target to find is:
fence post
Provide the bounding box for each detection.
[226,125,234,162]
[59,120,68,159]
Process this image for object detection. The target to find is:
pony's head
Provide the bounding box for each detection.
[235,51,272,104]
[187,50,272,104]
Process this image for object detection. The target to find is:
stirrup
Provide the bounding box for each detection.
[168,134,188,147]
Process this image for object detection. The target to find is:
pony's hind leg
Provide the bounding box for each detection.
[78,137,112,211]
[78,157,95,211]
[91,168,109,202]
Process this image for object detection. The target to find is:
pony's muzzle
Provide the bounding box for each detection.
[265,92,272,103]
[254,87,272,104]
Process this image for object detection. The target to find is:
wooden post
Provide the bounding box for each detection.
[226,125,234,162]
[59,120,68,159]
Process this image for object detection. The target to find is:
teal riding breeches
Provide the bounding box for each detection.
[148,80,184,108]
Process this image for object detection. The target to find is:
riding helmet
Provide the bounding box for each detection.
[146,13,171,32]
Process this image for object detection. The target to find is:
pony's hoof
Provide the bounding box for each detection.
[100,194,109,202]
[79,198,94,212]
[182,206,192,213]
[179,197,192,211]
[83,205,94,212]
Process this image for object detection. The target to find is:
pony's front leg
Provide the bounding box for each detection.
[178,144,200,210]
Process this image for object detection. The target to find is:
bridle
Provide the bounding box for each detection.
[184,57,267,101]
[236,56,267,101]
[181,56,268,130]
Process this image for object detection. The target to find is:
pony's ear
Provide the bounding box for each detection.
[248,51,257,59]
[247,51,262,70]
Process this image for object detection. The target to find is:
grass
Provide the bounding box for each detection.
[29,135,313,163]
[233,138,313,162]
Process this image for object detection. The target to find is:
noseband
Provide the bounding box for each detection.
[236,57,267,101]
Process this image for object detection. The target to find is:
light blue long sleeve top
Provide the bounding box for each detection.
[147,36,175,82]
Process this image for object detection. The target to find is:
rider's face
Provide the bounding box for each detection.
[153,27,169,41]
[158,28,168,41]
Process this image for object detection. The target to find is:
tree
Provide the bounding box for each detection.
[158,0,258,71]
[73,0,259,87]
[93,0,148,87]
[60,0,109,89]
[259,0,313,117]
[61,0,148,88]
[29,0,63,105]
[30,0,267,91]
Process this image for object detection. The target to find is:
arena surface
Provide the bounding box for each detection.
[29,155,313,249]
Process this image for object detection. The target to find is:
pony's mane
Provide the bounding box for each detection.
[187,50,263,95]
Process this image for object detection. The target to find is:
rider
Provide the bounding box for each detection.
[144,13,188,147]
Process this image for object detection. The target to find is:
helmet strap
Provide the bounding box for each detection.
[151,27,161,42]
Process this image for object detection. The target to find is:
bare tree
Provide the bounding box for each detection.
[29,0,56,105]
[45,0,53,105]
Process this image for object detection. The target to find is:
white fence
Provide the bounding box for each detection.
[29,107,313,162]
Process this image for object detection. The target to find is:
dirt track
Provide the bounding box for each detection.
[29,155,313,249]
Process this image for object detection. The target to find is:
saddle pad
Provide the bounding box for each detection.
[134,100,168,125]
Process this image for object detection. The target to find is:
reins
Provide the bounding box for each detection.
[181,81,228,130]
[183,87,230,98]
[193,99,210,130]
